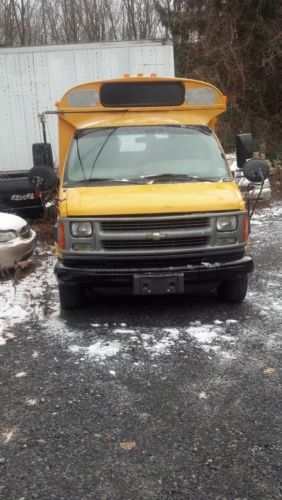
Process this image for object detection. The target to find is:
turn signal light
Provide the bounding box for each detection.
[150,72,157,77]
[242,215,249,242]
[58,222,65,249]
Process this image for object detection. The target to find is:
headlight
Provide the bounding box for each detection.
[216,216,237,232]
[71,222,93,237]
[0,231,17,242]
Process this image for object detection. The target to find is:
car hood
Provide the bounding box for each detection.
[64,181,245,217]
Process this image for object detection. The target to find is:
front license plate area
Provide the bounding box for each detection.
[133,274,184,295]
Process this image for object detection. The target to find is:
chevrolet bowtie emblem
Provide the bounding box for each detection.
[146,232,168,241]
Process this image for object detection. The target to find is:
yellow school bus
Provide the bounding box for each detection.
[30,75,269,309]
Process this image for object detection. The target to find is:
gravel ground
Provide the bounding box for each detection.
[0,204,281,500]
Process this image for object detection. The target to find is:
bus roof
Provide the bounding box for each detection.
[57,76,226,116]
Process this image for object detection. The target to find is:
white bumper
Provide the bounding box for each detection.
[0,229,36,270]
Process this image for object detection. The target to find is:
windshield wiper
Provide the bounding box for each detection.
[139,173,202,182]
[65,177,143,186]
[139,174,232,183]
[87,178,138,183]
[74,130,116,181]
[89,128,117,178]
[75,137,87,180]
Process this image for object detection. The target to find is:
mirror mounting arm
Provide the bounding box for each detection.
[250,179,265,219]
[242,158,269,218]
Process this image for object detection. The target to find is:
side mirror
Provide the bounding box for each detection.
[236,134,253,169]
[28,165,58,191]
[32,143,53,169]
[243,159,269,183]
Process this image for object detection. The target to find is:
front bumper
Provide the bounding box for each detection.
[0,229,36,270]
[55,254,254,294]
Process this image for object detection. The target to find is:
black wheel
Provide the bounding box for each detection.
[58,283,83,310]
[217,275,248,303]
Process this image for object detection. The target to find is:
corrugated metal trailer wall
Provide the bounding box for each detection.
[0,40,174,174]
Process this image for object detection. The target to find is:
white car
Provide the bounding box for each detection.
[226,153,272,201]
[0,213,36,271]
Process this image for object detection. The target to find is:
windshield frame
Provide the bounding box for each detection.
[63,125,231,187]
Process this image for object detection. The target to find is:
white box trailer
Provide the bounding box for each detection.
[0,39,174,214]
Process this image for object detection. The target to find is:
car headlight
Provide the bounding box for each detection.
[216,216,237,232]
[0,231,17,242]
[71,222,93,237]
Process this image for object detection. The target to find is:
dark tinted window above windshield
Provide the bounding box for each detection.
[100,82,184,107]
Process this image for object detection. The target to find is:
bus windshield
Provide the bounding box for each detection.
[64,125,230,185]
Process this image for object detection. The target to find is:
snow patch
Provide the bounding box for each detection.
[186,324,221,344]
[69,345,81,354]
[114,329,135,334]
[190,320,201,326]
[2,431,14,444]
[219,335,236,343]
[144,328,180,356]
[163,328,180,337]
[0,333,6,346]
[69,340,122,360]
[87,340,122,358]
[218,351,237,361]
[26,399,37,406]
[44,314,79,340]
[272,301,282,312]
[185,324,237,356]
[251,220,263,226]
[0,248,57,345]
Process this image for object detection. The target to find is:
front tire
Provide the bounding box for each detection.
[217,275,248,303]
[58,283,83,310]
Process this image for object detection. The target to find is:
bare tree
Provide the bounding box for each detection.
[0,0,163,46]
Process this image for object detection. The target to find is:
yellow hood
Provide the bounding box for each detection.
[64,181,245,217]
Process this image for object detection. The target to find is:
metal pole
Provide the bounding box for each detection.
[39,113,47,144]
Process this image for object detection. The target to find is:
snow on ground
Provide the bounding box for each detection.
[252,204,282,219]
[0,204,282,365]
[69,339,122,359]
[0,245,57,345]
[64,320,239,362]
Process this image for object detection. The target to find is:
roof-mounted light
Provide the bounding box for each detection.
[185,87,217,105]
[67,89,99,107]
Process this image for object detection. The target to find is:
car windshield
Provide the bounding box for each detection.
[64,125,230,185]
